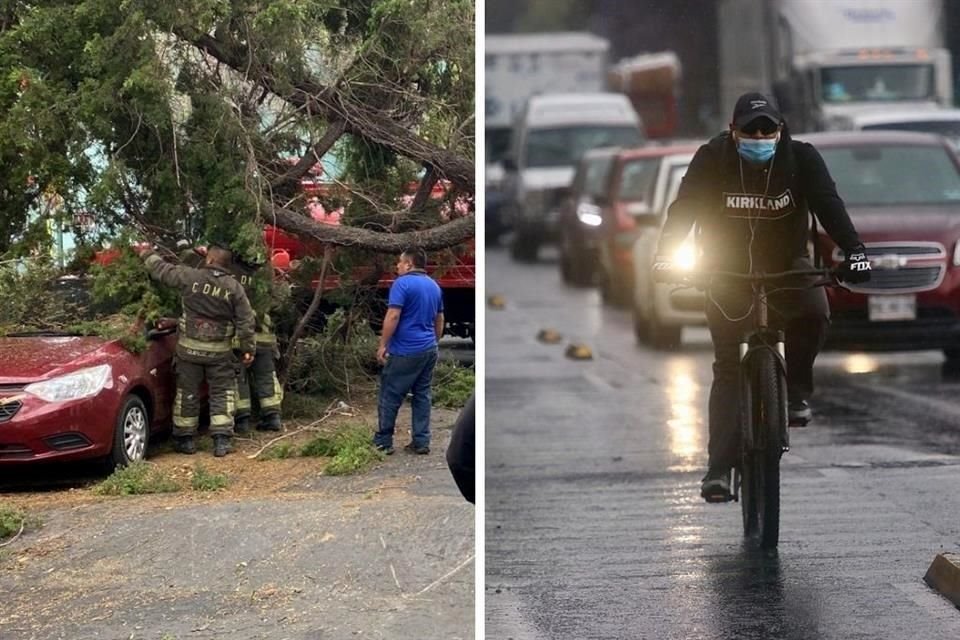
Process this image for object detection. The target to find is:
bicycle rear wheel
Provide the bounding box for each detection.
[740,348,787,549]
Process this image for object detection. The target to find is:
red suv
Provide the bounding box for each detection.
[801,131,960,359]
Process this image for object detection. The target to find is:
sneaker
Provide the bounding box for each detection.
[789,400,812,427]
[213,435,232,458]
[700,467,731,502]
[173,436,197,455]
[404,443,430,455]
[256,412,282,432]
[375,444,395,456]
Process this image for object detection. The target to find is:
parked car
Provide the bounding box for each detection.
[629,147,701,346]
[0,280,178,468]
[841,109,960,150]
[798,131,960,359]
[500,92,644,262]
[594,144,699,307]
[557,147,620,286]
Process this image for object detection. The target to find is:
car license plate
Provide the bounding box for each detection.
[868,294,916,322]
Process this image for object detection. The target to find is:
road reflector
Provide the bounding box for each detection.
[488,295,506,310]
[537,328,563,344]
[924,552,960,608]
[565,343,593,360]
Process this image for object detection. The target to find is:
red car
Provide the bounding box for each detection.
[0,287,177,468]
[800,131,960,359]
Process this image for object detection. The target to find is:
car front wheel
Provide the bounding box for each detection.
[110,395,150,468]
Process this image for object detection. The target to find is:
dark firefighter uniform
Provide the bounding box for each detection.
[232,262,284,431]
[142,251,256,439]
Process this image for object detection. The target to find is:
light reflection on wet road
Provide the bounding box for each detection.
[485,247,960,639]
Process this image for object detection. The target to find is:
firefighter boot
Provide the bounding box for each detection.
[173,436,197,455]
[257,412,282,432]
[213,434,232,458]
[234,414,252,435]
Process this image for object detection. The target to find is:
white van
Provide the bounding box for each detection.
[841,109,960,149]
[500,93,644,261]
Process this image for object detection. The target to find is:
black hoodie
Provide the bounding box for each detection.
[657,128,863,273]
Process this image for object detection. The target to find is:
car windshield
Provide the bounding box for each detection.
[821,64,935,103]
[819,144,960,206]
[525,126,643,169]
[618,158,661,203]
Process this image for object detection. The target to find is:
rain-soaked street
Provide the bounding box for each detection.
[484,246,960,639]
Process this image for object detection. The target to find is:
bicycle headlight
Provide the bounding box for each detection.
[576,202,603,227]
[672,239,697,272]
[25,364,113,403]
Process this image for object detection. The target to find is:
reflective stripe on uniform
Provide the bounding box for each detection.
[255,332,276,345]
[178,336,233,352]
[259,373,284,409]
[210,414,233,427]
[173,390,200,428]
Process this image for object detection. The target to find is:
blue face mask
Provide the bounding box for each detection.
[737,136,778,163]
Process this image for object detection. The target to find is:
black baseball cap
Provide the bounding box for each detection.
[732,92,782,130]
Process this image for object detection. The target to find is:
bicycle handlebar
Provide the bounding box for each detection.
[656,267,842,287]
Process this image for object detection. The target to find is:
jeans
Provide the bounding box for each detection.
[705,264,829,471]
[375,347,439,449]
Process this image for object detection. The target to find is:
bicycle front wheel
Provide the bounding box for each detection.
[740,348,787,549]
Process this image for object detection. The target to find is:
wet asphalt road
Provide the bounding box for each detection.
[484,246,960,640]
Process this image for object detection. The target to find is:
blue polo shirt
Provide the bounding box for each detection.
[387,271,444,355]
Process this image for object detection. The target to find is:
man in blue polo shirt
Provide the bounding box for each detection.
[374,247,445,455]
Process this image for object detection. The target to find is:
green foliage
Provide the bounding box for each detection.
[0,258,78,330]
[281,392,332,419]
[259,442,297,460]
[300,435,337,457]
[93,461,181,496]
[432,360,474,409]
[191,464,229,491]
[0,0,473,259]
[320,423,384,475]
[284,307,380,398]
[0,504,40,540]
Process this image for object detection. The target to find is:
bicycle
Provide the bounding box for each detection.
[657,267,841,549]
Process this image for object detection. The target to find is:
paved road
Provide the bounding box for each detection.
[485,246,960,639]
[0,414,474,640]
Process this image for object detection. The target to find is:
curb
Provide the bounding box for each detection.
[924,552,960,608]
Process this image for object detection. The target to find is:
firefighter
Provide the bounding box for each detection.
[136,242,256,457]
[230,257,286,433]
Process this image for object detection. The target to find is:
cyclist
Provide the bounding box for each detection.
[653,92,872,501]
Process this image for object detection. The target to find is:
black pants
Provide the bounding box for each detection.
[705,272,829,471]
[173,352,238,438]
[236,344,283,422]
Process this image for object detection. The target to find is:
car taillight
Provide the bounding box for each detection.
[614,204,636,231]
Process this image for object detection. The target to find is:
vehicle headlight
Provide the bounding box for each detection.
[576,202,603,227]
[25,364,113,403]
[954,240,960,267]
[672,239,697,271]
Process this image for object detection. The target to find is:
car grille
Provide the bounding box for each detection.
[0,400,21,423]
[832,242,946,294]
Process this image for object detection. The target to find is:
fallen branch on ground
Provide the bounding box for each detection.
[246,399,357,459]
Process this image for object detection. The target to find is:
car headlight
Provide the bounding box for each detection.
[954,240,960,267]
[24,364,113,403]
[672,239,697,271]
[576,202,603,227]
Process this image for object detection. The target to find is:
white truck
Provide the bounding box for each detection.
[485,32,610,190]
[717,0,953,132]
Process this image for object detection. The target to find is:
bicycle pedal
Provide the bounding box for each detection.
[703,491,735,504]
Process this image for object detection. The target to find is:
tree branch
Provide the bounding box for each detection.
[269,119,347,191]
[409,165,439,213]
[270,204,473,253]
[179,30,474,194]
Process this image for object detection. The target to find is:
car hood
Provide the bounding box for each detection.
[846,205,960,244]
[0,336,113,384]
[521,167,576,191]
